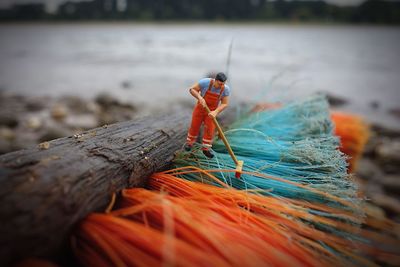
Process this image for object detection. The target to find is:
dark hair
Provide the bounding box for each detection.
[215,72,227,82]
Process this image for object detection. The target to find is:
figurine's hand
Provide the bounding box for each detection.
[208,110,218,119]
[199,97,206,108]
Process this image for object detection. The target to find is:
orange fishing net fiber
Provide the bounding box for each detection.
[331,111,370,172]
[73,171,400,267]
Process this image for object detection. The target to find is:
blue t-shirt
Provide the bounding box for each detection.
[198,78,230,99]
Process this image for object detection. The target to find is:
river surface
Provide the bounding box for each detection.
[0,23,399,128]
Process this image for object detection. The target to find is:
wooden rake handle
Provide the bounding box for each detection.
[204,105,239,166]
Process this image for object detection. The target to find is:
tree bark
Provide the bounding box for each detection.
[0,112,190,266]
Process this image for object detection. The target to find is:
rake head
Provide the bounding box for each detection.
[235,160,244,179]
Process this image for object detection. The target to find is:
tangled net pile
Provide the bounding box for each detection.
[73,95,400,267]
[174,95,356,206]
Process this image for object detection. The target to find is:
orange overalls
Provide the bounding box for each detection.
[187,79,225,150]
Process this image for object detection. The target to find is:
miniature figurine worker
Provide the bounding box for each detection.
[184,72,231,158]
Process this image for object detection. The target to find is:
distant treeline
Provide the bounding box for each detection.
[1,0,400,24]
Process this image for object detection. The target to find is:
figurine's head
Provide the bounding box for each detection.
[215,72,227,83]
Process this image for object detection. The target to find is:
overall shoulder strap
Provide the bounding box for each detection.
[207,79,214,92]
[218,84,225,99]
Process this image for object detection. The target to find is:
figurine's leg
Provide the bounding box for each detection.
[202,116,216,150]
[200,116,216,158]
[187,108,204,146]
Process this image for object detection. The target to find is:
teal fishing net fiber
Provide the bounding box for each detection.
[174,95,361,210]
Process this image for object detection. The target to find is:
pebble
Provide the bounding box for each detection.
[63,96,88,114]
[25,98,46,112]
[0,127,15,141]
[51,104,68,121]
[86,102,101,114]
[65,114,98,130]
[369,100,380,109]
[324,92,349,107]
[121,80,132,89]
[95,93,119,109]
[38,141,50,150]
[376,139,400,164]
[27,117,42,130]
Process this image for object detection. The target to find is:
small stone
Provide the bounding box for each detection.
[375,139,400,173]
[73,134,83,139]
[63,96,88,114]
[369,101,380,109]
[121,80,132,89]
[95,93,119,109]
[324,92,349,107]
[65,114,98,130]
[376,139,400,161]
[38,141,50,150]
[25,98,46,111]
[51,104,68,121]
[27,117,42,130]
[86,102,101,114]
[0,127,15,141]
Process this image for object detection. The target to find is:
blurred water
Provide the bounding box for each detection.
[0,23,399,128]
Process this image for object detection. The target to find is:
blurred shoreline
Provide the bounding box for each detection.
[2,21,400,27]
[1,24,398,130]
[1,0,399,25]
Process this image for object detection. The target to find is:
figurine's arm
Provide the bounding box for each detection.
[189,83,206,107]
[208,96,229,118]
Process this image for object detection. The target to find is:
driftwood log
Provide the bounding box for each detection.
[0,112,190,266]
